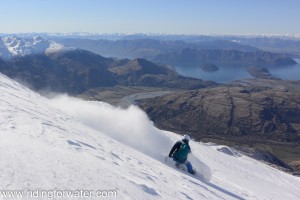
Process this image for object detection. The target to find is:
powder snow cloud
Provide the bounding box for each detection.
[48,95,173,160]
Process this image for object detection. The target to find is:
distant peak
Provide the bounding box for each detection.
[133,58,157,66]
[0,36,66,59]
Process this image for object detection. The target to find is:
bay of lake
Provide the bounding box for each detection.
[175,58,300,83]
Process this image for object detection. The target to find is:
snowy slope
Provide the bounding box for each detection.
[0,36,69,59]
[0,73,300,200]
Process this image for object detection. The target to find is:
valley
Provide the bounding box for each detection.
[77,86,179,107]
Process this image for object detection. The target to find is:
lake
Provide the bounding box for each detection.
[175,58,300,83]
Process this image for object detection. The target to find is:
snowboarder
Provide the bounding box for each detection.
[168,134,195,174]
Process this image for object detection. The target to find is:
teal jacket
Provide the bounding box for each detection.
[169,139,191,162]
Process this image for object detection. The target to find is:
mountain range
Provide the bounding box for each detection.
[1,36,296,72]
[0,36,257,60]
[153,48,297,68]
[0,49,215,94]
[56,38,258,60]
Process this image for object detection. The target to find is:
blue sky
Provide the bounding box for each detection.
[0,0,299,35]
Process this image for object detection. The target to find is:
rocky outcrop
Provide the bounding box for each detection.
[138,79,300,143]
[289,161,300,171]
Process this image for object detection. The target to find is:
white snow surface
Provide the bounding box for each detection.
[0,73,300,200]
[0,36,69,59]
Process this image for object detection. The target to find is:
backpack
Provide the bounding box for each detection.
[174,141,190,162]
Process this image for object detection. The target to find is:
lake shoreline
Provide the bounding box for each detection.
[175,62,300,83]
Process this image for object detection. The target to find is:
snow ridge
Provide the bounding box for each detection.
[0,36,69,59]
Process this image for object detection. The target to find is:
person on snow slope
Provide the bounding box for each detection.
[168,134,195,174]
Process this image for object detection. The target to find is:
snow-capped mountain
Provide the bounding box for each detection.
[0,73,300,199]
[0,36,69,59]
